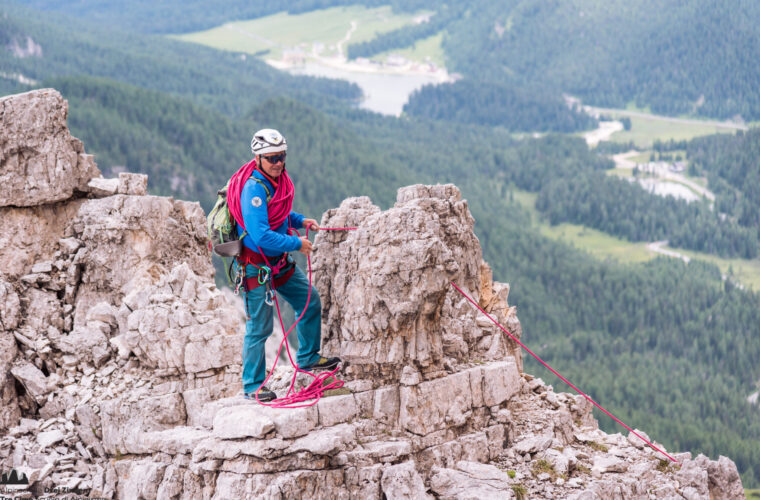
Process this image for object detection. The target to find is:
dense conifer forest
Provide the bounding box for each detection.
[688,129,760,232]
[22,0,760,120]
[536,172,759,258]
[404,80,597,132]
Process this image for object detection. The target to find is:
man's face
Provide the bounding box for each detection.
[259,152,286,178]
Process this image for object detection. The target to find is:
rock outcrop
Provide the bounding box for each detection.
[0,88,746,499]
[0,89,244,496]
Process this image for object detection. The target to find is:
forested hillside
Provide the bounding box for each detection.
[24,0,760,121]
[404,80,596,133]
[0,3,361,117]
[440,0,760,120]
[3,0,760,487]
[688,129,760,231]
[22,0,425,34]
[536,172,759,258]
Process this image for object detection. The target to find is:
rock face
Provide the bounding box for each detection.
[0,89,99,207]
[313,187,523,384]
[0,89,243,496]
[0,88,747,499]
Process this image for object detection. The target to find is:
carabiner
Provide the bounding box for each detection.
[233,262,245,296]
[265,287,275,306]
[258,265,271,285]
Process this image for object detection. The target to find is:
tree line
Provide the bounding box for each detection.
[688,129,760,231]
[441,0,760,121]
[535,172,759,258]
[346,5,461,60]
[403,79,597,133]
[0,2,361,119]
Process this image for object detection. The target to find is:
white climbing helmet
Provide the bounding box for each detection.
[250,128,288,156]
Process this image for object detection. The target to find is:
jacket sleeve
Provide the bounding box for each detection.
[241,181,302,252]
[289,211,305,230]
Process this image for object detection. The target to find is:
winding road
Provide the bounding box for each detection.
[646,241,690,263]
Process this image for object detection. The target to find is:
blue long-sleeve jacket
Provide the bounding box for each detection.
[238,169,304,256]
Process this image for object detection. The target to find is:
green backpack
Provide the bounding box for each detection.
[207,177,271,284]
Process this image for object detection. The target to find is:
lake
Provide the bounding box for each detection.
[282,62,450,116]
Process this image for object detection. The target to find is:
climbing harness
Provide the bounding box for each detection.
[450,281,680,464]
[250,226,357,408]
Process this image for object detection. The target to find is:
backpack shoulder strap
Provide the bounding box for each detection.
[250,176,273,204]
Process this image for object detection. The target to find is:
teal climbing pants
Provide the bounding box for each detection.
[241,263,322,394]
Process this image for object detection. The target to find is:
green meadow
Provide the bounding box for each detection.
[511,189,760,289]
[608,113,737,149]
[172,6,428,61]
[369,31,448,67]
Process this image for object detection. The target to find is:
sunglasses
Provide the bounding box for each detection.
[263,153,286,164]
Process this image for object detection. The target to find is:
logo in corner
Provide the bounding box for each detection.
[252,196,262,207]
[0,469,29,485]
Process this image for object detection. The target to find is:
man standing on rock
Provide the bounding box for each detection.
[228,128,340,402]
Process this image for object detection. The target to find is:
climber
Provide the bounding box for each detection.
[229,128,340,403]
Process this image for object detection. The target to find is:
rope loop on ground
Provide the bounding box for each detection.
[255,227,355,408]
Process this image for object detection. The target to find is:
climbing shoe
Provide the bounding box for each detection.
[244,386,276,402]
[302,356,341,372]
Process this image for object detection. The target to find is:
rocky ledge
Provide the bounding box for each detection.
[0,89,746,499]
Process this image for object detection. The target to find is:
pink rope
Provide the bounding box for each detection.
[228,159,256,229]
[450,281,680,463]
[263,169,295,230]
[254,227,356,408]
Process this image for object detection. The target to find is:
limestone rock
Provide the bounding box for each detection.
[212,405,275,440]
[513,435,553,455]
[118,172,148,195]
[430,461,514,499]
[120,263,241,373]
[86,176,120,197]
[287,423,356,456]
[591,455,627,474]
[0,202,83,280]
[0,89,100,207]
[138,427,211,455]
[399,371,473,435]
[313,185,520,383]
[317,393,358,427]
[55,323,111,367]
[10,361,50,402]
[100,393,187,454]
[0,279,20,330]
[380,461,432,500]
[70,196,213,326]
[114,459,168,500]
[37,429,65,449]
[0,308,21,429]
[706,455,745,499]
[626,428,650,449]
